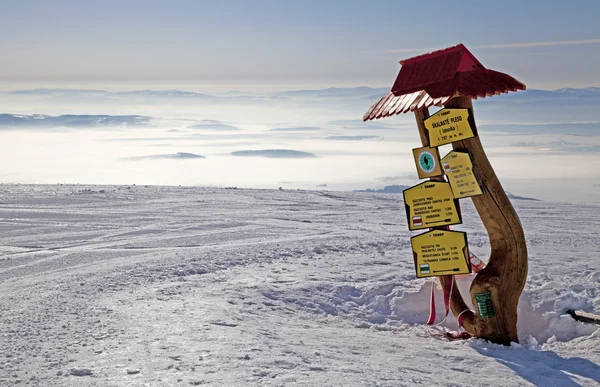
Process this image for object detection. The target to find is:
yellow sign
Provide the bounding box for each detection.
[411,230,471,278]
[425,108,475,147]
[412,146,443,179]
[441,151,483,199]
[403,181,462,231]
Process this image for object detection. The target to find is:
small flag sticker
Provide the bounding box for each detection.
[443,161,451,173]
[419,264,430,275]
[412,216,422,227]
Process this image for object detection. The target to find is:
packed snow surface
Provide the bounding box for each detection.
[0,184,598,386]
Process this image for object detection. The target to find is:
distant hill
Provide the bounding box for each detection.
[506,192,539,201]
[358,185,540,201]
[357,185,410,193]
[188,120,241,131]
[126,152,205,161]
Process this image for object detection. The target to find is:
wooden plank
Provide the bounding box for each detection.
[568,310,600,325]
[374,92,394,119]
[366,93,390,120]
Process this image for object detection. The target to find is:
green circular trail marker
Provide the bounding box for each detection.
[419,151,436,173]
[412,146,442,178]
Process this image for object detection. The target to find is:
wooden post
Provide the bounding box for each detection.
[413,108,431,148]
[413,97,528,345]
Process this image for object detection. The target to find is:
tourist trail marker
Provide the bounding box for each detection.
[363,44,528,345]
[441,150,483,199]
[403,181,461,231]
[411,229,471,278]
[425,108,475,147]
[412,146,443,179]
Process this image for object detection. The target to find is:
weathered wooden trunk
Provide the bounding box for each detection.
[414,96,528,345]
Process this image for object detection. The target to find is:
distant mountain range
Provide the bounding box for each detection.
[488,87,600,104]
[4,86,599,102]
[1,86,599,133]
[0,114,150,128]
[9,88,212,98]
[273,86,390,100]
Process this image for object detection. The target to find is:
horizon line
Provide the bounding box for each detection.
[1,85,599,94]
[384,38,600,54]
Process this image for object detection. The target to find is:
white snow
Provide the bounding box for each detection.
[0,184,598,386]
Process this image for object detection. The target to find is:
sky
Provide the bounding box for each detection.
[0,0,599,201]
[1,0,599,92]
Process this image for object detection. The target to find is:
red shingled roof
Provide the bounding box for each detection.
[363,90,452,121]
[363,44,526,121]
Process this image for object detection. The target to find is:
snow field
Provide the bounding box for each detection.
[0,184,598,386]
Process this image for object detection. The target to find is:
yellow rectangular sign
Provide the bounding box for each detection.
[412,146,443,179]
[402,181,462,231]
[411,229,471,278]
[441,151,483,199]
[425,108,475,147]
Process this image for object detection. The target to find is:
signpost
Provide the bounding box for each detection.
[411,230,471,278]
[441,151,483,199]
[402,181,461,231]
[363,44,528,345]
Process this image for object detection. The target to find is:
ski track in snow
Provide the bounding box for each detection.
[0,184,598,386]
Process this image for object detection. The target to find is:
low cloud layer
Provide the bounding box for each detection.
[126,152,205,161]
[187,120,241,131]
[325,135,379,141]
[480,122,600,136]
[0,86,598,204]
[231,149,316,158]
[511,139,600,153]
[268,126,320,132]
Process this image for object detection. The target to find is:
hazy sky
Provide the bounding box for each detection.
[1,0,600,91]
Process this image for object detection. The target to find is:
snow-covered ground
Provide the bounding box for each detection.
[0,184,598,386]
